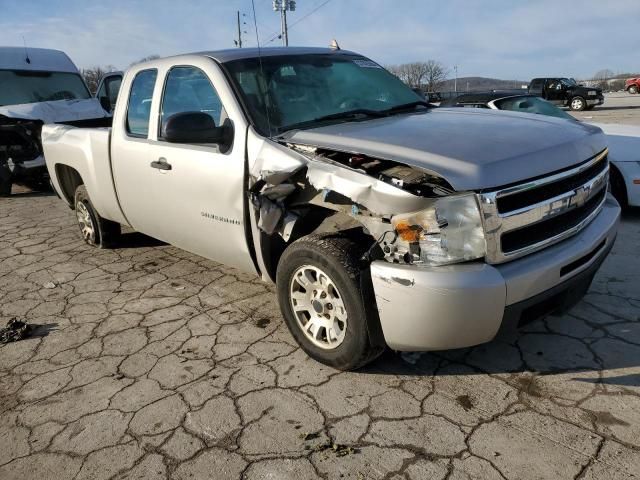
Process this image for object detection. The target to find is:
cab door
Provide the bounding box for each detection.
[111,59,256,274]
[545,79,564,105]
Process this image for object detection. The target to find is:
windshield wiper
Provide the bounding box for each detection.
[380,101,431,114]
[279,108,387,133]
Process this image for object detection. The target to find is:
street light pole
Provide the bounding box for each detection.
[454,65,458,93]
[236,10,242,48]
[273,0,296,47]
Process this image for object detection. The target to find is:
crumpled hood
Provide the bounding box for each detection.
[0,98,108,124]
[281,108,607,191]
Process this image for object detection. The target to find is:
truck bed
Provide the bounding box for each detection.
[42,124,128,225]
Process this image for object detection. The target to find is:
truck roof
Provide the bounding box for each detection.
[183,47,359,64]
[0,46,80,73]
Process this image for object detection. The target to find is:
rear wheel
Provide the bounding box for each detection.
[276,233,384,370]
[629,86,638,94]
[74,185,121,248]
[570,96,586,111]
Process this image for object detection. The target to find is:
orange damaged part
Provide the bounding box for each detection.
[394,220,423,242]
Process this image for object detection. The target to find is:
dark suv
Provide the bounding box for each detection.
[528,78,604,111]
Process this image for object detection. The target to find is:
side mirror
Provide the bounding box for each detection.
[99,96,112,112]
[163,112,233,151]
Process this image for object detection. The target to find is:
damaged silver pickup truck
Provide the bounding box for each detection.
[42,47,620,370]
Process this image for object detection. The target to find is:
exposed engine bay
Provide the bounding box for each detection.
[248,139,482,273]
[0,116,43,166]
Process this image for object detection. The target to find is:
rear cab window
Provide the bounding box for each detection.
[126,69,157,137]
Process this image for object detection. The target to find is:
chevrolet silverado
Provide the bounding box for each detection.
[42,47,620,370]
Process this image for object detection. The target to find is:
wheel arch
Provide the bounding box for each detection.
[609,163,628,207]
[54,163,84,207]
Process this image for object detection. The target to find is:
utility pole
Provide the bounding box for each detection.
[273,0,296,46]
[454,65,458,93]
[236,10,242,48]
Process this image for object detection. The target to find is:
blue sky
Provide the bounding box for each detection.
[0,0,638,80]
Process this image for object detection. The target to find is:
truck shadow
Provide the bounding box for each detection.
[361,313,640,389]
[118,231,167,248]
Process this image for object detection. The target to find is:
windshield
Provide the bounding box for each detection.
[560,78,577,87]
[0,70,91,106]
[224,54,423,135]
[493,96,575,120]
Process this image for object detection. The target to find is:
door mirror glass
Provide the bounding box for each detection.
[162,111,232,149]
[99,96,112,112]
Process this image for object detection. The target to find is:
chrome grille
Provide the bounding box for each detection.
[477,149,609,264]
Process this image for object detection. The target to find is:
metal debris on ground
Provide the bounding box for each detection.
[0,318,33,344]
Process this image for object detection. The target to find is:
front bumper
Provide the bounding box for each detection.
[370,195,620,351]
[3,154,48,181]
[587,96,604,106]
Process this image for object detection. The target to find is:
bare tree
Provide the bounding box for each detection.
[423,60,448,92]
[592,69,615,90]
[385,60,448,91]
[81,65,117,94]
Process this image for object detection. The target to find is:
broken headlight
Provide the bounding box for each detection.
[391,193,486,265]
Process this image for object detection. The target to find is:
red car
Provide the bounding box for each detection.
[626,77,639,94]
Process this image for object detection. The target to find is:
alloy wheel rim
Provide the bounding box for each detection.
[289,265,347,350]
[76,201,96,243]
[572,98,583,109]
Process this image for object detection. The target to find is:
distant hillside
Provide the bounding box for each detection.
[438,76,529,92]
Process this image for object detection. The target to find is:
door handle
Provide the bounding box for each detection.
[150,158,172,171]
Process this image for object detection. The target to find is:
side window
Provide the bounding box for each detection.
[126,69,157,137]
[160,66,224,137]
[96,80,107,99]
[105,76,122,106]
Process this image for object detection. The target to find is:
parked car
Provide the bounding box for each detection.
[440,91,640,208]
[42,47,619,370]
[439,91,575,120]
[0,46,111,195]
[528,77,604,111]
[95,71,123,113]
[625,77,639,94]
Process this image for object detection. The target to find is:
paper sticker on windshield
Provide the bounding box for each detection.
[353,59,382,69]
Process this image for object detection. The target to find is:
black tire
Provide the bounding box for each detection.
[0,163,12,196]
[570,96,586,111]
[609,166,628,208]
[276,233,384,370]
[74,185,121,248]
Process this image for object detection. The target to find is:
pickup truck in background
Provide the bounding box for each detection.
[625,77,639,94]
[42,47,620,370]
[528,77,604,111]
[0,46,110,195]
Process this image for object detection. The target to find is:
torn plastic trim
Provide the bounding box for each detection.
[247,136,451,270]
[305,157,433,216]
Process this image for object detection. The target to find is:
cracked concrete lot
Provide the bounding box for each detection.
[1,191,639,480]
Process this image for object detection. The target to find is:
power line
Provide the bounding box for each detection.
[265,0,334,45]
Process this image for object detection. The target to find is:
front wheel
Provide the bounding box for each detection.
[276,233,384,370]
[629,86,638,94]
[74,185,121,248]
[570,96,586,111]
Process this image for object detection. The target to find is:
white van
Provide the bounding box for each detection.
[0,47,109,195]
